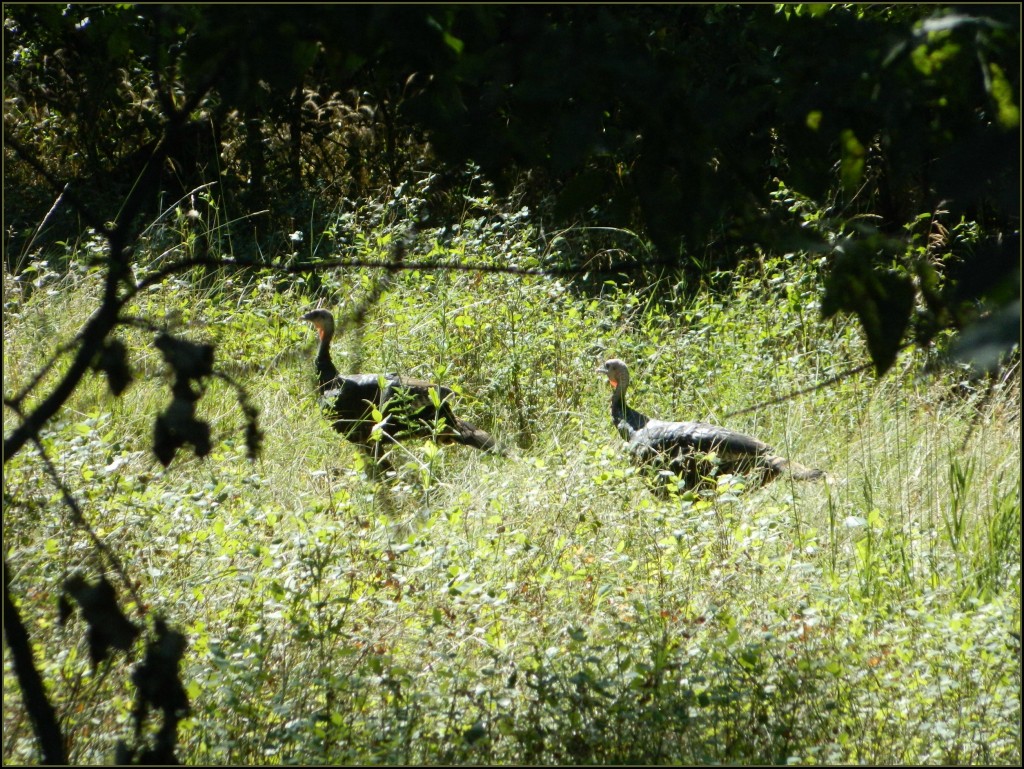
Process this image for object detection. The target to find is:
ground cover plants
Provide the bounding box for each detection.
[3,184,1020,765]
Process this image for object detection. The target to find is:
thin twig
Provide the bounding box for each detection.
[4,334,86,410]
[29,434,145,613]
[19,183,70,268]
[126,251,680,301]
[720,349,913,420]
[137,181,219,240]
[958,356,1020,453]
[3,134,111,238]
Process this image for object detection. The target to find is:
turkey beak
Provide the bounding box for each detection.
[301,314,322,339]
[596,364,615,388]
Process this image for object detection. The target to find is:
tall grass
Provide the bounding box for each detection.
[3,191,1020,765]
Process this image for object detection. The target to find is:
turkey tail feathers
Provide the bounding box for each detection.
[765,455,825,481]
[452,420,502,453]
[788,462,826,481]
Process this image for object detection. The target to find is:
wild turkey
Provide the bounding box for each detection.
[597,358,824,489]
[301,310,498,462]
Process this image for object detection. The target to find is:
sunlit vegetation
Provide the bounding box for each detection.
[3,4,1019,765]
[4,183,1019,764]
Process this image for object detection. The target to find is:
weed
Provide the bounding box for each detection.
[3,186,1020,765]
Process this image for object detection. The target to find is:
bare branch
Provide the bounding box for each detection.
[29,433,145,612]
[720,348,912,420]
[3,565,67,765]
[4,334,85,412]
[18,183,71,268]
[2,134,111,237]
[3,309,121,463]
[125,252,680,302]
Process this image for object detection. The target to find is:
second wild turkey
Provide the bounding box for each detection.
[597,358,824,489]
[302,309,498,464]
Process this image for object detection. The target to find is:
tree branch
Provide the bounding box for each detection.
[29,433,145,611]
[4,563,68,765]
[2,133,111,238]
[719,347,913,420]
[3,309,122,463]
[125,252,681,301]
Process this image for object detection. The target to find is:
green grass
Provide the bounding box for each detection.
[3,201,1020,765]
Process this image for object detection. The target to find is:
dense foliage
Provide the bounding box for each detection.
[4,189,1020,763]
[2,3,1020,765]
[4,3,1019,373]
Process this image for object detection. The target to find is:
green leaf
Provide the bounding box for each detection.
[950,299,1021,375]
[428,386,441,409]
[839,129,866,195]
[823,245,915,375]
[442,31,464,56]
[988,62,1020,130]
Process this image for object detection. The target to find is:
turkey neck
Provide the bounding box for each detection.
[610,377,648,432]
[610,382,629,425]
[315,327,340,389]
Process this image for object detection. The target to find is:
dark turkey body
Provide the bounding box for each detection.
[302,309,497,466]
[321,373,493,450]
[622,416,781,485]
